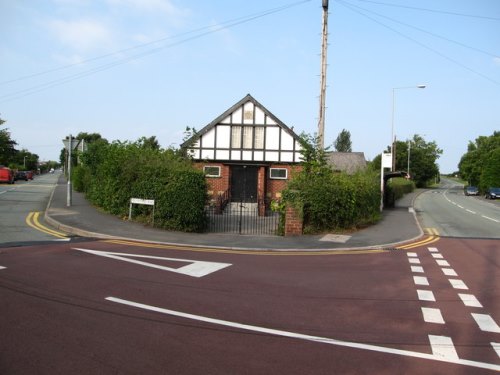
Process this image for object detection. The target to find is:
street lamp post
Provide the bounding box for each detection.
[391,85,426,171]
[407,139,411,176]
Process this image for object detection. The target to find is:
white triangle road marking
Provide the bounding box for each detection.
[72,248,231,278]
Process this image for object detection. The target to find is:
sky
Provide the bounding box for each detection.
[1,0,499,173]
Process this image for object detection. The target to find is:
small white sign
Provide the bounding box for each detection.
[131,198,155,206]
[382,152,392,168]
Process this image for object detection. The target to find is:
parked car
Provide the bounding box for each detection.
[25,170,34,180]
[15,171,28,181]
[485,187,500,200]
[0,167,15,184]
[464,186,479,196]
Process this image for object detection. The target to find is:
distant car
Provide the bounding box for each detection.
[464,186,479,196]
[25,170,34,180]
[0,167,15,184]
[15,171,28,181]
[485,187,500,200]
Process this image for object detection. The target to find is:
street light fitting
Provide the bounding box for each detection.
[417,84,426,89]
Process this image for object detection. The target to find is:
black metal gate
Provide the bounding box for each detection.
[205,198,281,235]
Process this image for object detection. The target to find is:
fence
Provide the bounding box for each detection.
[205,198,281,235]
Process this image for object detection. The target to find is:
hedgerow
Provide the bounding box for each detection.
[73,140,207,232]
[282,133,381,234]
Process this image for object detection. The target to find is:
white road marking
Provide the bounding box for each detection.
[449,279,468,290]
[411,266,424,273]
[431,253,444,259]
[413,276,429,286]
[429,335,459,360]
[0,266,6,270]
[458,294,483,308]
[408,258,421,264]
[441,268,458,277]
[471,314,500,333]
[417,290,436,302]
[428,247,439,253]
[481,215,499,223]
[407,252,418,257]
[466,209,476,214]
[436,259,450,267]
[492,343,500,359]
[72,248,231,278]
[106,297,500,371]
[422,307,445,324]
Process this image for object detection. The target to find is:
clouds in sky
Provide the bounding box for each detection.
[46,0,190,58]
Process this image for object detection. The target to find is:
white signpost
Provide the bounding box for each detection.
[129,198,155,225]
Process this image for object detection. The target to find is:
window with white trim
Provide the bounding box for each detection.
[269,167,287,180]
[203,166,221,177]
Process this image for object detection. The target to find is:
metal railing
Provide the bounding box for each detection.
[205,198,280,235]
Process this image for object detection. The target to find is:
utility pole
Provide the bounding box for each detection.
[317,0,329,149]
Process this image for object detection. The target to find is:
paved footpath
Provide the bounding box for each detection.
[45,175,423,250]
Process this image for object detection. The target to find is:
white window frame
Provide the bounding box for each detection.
[203,166,221,178]
[269,167,288,180]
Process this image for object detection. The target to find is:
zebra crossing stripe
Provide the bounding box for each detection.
[429,335,459,360]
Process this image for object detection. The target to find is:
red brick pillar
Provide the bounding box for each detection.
[285,204,303,236]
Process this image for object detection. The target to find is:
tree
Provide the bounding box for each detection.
[0,116,18,166]
[459,131,500,189]
[136,136,160,150]
[394,134,442,187]
[480,148,500,190]
[333,129,352,152]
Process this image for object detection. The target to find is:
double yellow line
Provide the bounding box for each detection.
[26,212,68,239]
[103,239,387,256]
[397,228,440,250]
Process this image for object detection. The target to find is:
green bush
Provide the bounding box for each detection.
[77,140,208,232]
[284,169,381,234]
[385,178,415,208]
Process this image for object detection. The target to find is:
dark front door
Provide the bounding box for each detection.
[231,165,258,202]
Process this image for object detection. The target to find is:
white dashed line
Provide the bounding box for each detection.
[441,268,458,277]
[411,266,424,273]
[471,314,500,333]
[436,259,450,267]
[429,335,459,360]
[428,247,439,253]
[422,307,445,324]
[449,279,468,290]
[481,215,500,223]
[458,294,483,308]
[0,266,6,270]
[408,258,421,264]
[466,209,476,214]
[432,253,444,259]
[407,252,418,257]
[417,290,436,302]
[414,276,429,286]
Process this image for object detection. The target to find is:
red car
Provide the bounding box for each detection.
[0,167,15,184]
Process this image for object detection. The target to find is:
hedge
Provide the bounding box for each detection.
[73,141,207,232]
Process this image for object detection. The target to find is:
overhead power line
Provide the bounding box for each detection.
[0,0,312,103]
[335,0,500,86]
[350,0,500,21]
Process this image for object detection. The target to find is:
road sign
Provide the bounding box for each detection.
[62,137,81,150]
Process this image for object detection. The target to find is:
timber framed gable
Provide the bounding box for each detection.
[182,94,303,163]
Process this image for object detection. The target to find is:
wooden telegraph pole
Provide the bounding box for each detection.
[317,0,329,149]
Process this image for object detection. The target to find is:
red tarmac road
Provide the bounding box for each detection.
[0,237,498,374]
